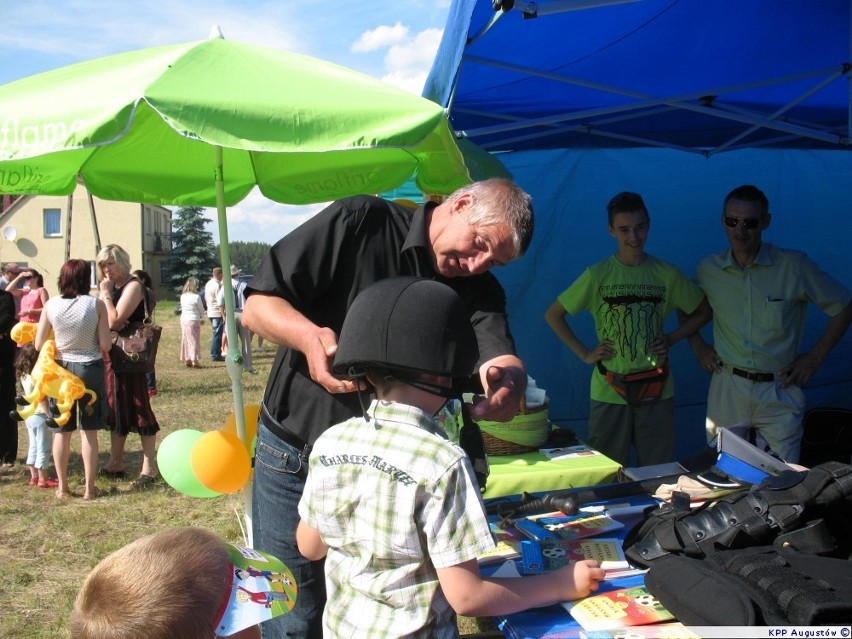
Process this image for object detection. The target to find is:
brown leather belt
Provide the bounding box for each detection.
[731,367,775,383]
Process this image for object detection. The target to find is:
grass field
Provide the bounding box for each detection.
[0,300,498,638]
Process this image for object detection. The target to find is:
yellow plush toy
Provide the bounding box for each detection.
[11,322,96,427]
[10,321,45,345]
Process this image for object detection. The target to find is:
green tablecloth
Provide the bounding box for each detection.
[483,448,621,499]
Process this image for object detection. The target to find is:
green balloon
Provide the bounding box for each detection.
[157,429,220,498]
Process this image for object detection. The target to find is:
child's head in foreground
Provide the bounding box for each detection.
[71,527,268,639]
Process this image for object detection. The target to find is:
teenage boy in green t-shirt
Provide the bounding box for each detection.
[545,192,711,466]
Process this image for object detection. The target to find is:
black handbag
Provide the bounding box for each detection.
[109,283,161,374]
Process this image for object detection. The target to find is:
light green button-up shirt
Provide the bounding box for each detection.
[696,243,850,372]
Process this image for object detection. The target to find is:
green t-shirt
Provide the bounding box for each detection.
[558,255,705,404]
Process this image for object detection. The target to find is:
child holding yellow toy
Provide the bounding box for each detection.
[13,344,57,487]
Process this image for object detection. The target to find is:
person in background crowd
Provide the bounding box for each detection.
[242,178,534,637]
[218,265,254,374]
[0,262,30,317]
[179,276,205,369]
[205,267,225,362]
[14,344,57,488]
[0,262,19,289]
[2,262,24,317]
[38,259,111,499]
[0,286,18,466]
[686,184,851,463]
[11,269,48,326]
[97,245,159,488]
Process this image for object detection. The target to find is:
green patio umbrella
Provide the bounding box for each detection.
[0,29,508,478]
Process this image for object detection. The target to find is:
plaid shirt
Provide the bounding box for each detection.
[298,399,495,638]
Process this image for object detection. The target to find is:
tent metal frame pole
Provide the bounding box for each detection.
[456,103,673,142]
[511,0,640,18]
[459,53,848,150]
[462,55,844,136]
[710,70,850,154]
[465,55,841,107]
[467,106,700,153]
[445,2,508,124]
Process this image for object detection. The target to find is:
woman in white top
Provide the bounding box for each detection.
[179,277,205,368]
[36,259,111,499]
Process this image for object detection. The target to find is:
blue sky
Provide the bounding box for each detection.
[0,0,453,244]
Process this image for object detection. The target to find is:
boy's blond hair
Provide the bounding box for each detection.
[71,527,231,639]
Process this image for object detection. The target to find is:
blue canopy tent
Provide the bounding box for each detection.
[424,0,852,461]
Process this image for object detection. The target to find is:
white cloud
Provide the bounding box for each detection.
[352,22,410,52]
[380,28,444,95]
[1,0,307,66]
[201,188,328,245]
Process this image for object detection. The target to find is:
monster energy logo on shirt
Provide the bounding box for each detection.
[597,283,666,361]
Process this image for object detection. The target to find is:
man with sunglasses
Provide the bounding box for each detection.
[687,184,851,463]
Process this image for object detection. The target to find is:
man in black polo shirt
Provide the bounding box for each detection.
[242,178,534,638]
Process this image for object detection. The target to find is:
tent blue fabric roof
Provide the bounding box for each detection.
[423,0,852,462]
[424,0,852,156]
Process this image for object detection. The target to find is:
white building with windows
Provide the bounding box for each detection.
[0,183,172,299]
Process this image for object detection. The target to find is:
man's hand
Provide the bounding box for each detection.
[471,360,526,422]
[693,341,722,374]
[780,303,851,388]
[304,327,361,394]
[779,352,820,388]
[649,334,671,360]
[582,339,616,365]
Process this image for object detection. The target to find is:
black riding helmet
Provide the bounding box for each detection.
[333,276,479,381]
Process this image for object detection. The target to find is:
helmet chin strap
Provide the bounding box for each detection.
[347,368,373,423]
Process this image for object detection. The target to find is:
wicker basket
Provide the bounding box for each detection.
[477,402,550,456]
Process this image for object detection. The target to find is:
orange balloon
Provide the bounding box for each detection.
[190,430,251,494]
[222,403,260,452]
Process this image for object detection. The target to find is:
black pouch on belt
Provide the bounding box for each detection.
[597,362,669,407]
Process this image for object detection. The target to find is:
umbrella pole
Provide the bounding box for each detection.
[214,145,253,544]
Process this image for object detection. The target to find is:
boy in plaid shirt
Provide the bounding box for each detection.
[297,277,604,638]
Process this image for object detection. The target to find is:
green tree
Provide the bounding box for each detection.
[168,206,217,294]
[218,240,271,276]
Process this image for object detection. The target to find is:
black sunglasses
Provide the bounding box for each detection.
[724,216,761,230]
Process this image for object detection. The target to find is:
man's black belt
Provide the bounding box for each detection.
[260,403,311,453]
[731,367,775,383]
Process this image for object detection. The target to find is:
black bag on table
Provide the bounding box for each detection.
[622,462,852,625]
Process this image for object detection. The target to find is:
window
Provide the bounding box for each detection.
[44,208,61,237]
[158,262,169,288]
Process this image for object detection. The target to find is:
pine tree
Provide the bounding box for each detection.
[168,206,217,293]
